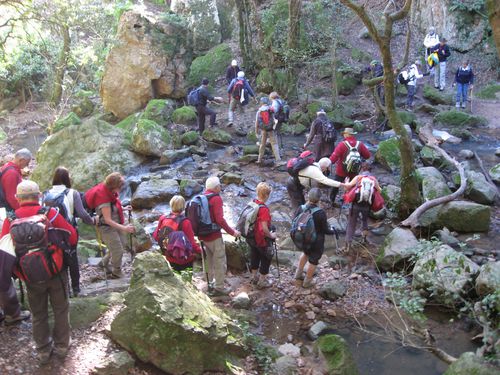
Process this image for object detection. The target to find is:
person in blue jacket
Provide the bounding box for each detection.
[453,61,474,109]
[227,71,257,126]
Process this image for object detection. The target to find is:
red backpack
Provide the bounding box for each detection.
[258,108,275,131]
[156,214,194,262]
[232,79,245,100]
[287,150,316,179]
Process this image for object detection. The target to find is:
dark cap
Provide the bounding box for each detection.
[201,78,209,85]
[440,37,447,43]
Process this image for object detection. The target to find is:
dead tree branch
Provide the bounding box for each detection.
[411,327,458,364]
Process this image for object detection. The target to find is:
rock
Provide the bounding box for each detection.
[72,97,95,118]
[308,321,330,341]
[420,146,449,169]
[464,170,497,205]
[159,147,192,165]
[110,252,246,374]
[52,112,81,134]
[336,67,361,96]
[375,138,401,172]
[187,43,231,85]
[381,185,401,213]
[131,119,170,157]
[432,129,462,144]
[273,356,299,375]
[243,144,259,155]
[315,334,359,375]
[319,282,347,301]
[458,149,474,159]
[32,119,142,191]
[70,293,124,329]
[328,256,349,268]
[239,154,258,163]
[475,261,500,296]
[142,99,176,125]
[179,179,203,198]
[115,112,142,141]
[231,292,251,309]
[417,103,440,114]
[450,127,472,140]
[172,106,197,125]
[132,219,153,253]
[278,343,301,358]
[490,163,500,183]
[181,130,200,146]
[131,179,180,209]
[433,227,460,247]
[496,148,500,157]
[273,250,301,267]
[220,172,244,185]
[92,351,134,375]
[443,352,498,375]
[397,110,417,127]
[412,244,480,304]
[202,127,231,144]
[376,228,419,270]
[418,167,451,200]
[189,144,207,156]
[381,124,412,138]
[224,240,248,271]
[352,120,365,133]
[434,110,488,127]
[419,201,491,232]
[423,85,452,105]
[0,96,20,112]
[305,311,316,320]
[101,10,192,118]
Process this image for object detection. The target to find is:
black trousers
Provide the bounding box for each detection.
[249,245,271,275]
[286,177,305,213]
[196,105,216,133]
[329,174,345,203]
[65,246,80,293]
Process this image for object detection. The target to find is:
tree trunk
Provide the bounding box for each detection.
[331,40,338,108]
[50,23,70,107]
[486,0,500,60]
[235,0,253,71]
[288,0,301,50]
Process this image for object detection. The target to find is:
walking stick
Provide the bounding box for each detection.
[95,224,108,287]
[273,240,280,284]
[200,242,210,286]
[128,210,135,260]
[469,86,474,114]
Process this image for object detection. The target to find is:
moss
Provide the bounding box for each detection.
[316,334,359,375]
[417,103,440,114]
[336,69,360,96]
[423,85,453,105]
[246,131,257,143]
[202,128,231,144]
[142,99,175,125]
[476,83,500,99]
[0,127,7,143]
[243,145,259,155]
[181,130,199,146]
[375,138,401,172]
[187,43,232,86]
[137,119,170,144]
[116,112,141,142]
[256,68,292,95]
[52,112,81,134]
[172,106,197,124]
[434,110,488,127]
[397,110,417,126]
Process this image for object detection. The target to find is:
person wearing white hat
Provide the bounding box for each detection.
[406,60,424,110]
[423,26,440,68]
[227,70,257,126]
[225,59,240,85]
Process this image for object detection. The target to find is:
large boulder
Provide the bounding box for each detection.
[376,228,419,270]
[131,119,171,157]
[172,106,198,125]
[110,252,247,374]
[412,244,480,304]
[315,334,359,375]
[101,10,192,119]
[131,179,180,209]
[375,138,401,172]
[187,43,231,86]
[417,167,451,200]
[443,352,498,375]
[490,163,500,183]
[418,201,491,232]
[142,99,176,125]
[464,170,497,205]
[475,261,500,296]
[32,119,142,191]
[202,127,231,144]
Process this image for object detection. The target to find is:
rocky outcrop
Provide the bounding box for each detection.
[131,119,170,157]
[475,261,500,296]
[101,10,192,119]
[131,179,180,209]
[376,228,419,270]
[32,119,142,191]
[443,352,498,375]
[110,252,246,374]
[418,201,491,232]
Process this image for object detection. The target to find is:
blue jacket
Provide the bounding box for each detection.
[227,78,255,105]
[455,66,474,84]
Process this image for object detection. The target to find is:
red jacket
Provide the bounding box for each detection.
[198,190,236,242]
[153,213,202,265]
[329,136,371,177]
[85,183,124,224]
[253,199,271,248]
[1,202,78,246]
[0,162,22,210]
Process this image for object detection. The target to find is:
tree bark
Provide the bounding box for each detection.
[50,23,70,106]
[288,0,301,50]
[331,40,338,108]
[486,0,500,60]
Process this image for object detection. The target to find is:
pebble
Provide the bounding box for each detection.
[495,147,500,157]
[305,311,316,320]
[308,321,329,340]
[278,343,301,358]
[458,149,474,159]
[326,309,337,317]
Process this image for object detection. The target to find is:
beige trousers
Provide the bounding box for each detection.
[203,237,227,289]
[100,226,128,275]
[258,130,281,162]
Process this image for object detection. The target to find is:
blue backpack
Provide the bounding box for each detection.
[187,87,202,106]
[290,205,321,251]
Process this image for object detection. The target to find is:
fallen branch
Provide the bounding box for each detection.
[411,327,457,364]
[400,125,467,228]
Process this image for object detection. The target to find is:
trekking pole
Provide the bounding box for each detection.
[273,240,280,284]
[332,226,340,252]
[128,210,135,261]
[469,86,473,113]
[95,224,108,287]
[200,242,210,286]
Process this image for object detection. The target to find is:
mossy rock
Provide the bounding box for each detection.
[246,131,258,143]
[116,112,142,142]
[449,127,472,140]
[310,87,331,99]
[336,71,360,96]
[417,103,440,114]
[131,119,171,157]
[306,102,332,122]
[315,334,359,375]
[179,179,203,198]
[420,146,450,169]
[69,293,123,329]
[290,111,311,127]
[142,99,175,125]
[181,130,200,146]
[52,112,81,134]
[350,48,371,63]
[419,201,491,232]
[375,138,401,172]
[490,163,500,184]
[172,106,197,125]
[397,110,417,127]
[381,185,401,213]
[282,123,307,135]
[256,67,292,95]
[423,85,453,105]
[243,144,259,155]
[434,110,487,127]
[202,128,231,144]
[0,127,7,143]
[72,97,95,118]
[443,352,499,375]
[187,43,232,86]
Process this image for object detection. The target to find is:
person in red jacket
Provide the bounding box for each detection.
[198,176,241,296]
[329,128,371,205]
[1,180,77,365]
[153,195,201,272]
[0,148,32,212]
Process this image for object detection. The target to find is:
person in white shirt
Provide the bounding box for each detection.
[406,60,424,110]
[423,26,439,72]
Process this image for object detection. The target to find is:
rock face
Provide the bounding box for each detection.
[131,179,180,209]
[377,228,419,270]
[413,244,480,304]
[131,119,170,157]
[110,252,246,374]
[443,352,498,375]
[101,10,192,119]
[418,201,491,232]
[315,334,359,375]
[475,261,500,296]
[32,119,142,191]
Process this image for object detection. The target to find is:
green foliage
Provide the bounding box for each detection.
[238,321,278,373]
[449,0,486,14]
[476,84,500,99]
[51,112,81,133]
[187,44,232,86]
[383,272,426,321]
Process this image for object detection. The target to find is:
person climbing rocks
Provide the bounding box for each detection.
[246,182,277,289]
[84,172,135,279]
[293,188,336,288]
[256,97,281,166]
[406,60,424,111]
[269,91,288,151]
[286,157,345,212]
[367,60,384,104]
[227,71,256,127]
[431,37,451,91]
[304,109,337,161]
[329,128,371,206]
[1,180,77,365]
[153,195,201,272]
[453,60,474,109]
[423,26,440,71]
[195,78,223,134]
[225,59,240,85]
[0,148,32,213]
[198,176,241,296]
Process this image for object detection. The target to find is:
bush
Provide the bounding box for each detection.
[187,44,232,86]
[476,84,500,99]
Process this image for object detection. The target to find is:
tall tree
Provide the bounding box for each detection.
[288,0,301,50]
[339,0,421,216]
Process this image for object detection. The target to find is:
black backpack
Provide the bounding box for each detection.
[187,87,202,106]
[275,99,290,123]
[397,71,411,85]
[290,205,321,251]
[42,188,75,226]
[185,193,221,236]
[0,166,15,210]
[321,120,336,143]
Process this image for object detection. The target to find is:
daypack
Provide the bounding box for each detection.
[0,165,15,210]
[236,201,265,246]
[10,207,66,283]
[287,150,315,180]
[343,141,362,174]
[258,108,275,131]
[397,71,411,85]
[290,205,321,251]
[275,99,290,123]
[187,87,202,106]
[344,176,384,211]
[42,188,74,226]
[232,79,245,100]
[321,120,336,143]
[185,193,221,236]
[156,214,194,262]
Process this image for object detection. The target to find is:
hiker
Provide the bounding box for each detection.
[43,167,97,297]
[198,176,240,296]
[342,163,382,254]
[153,195,201,272]
[0,148,32,213]
[1,180,77,364]
[84,172,135,279]
[293,188,336,288]
[453,61,474,109]
[368,60,384,104]
[194,78,223,134]
[329,128,371,205]
[430,37,451,91]
[227,71,256,126]
[406,60,424,110]
[269,91,289,150]
[303,109,337,161]
[244,182,277,289]
[256,97,281,166]
[286,156,345,212]
[423,27,440,69]
[225,59,240,85]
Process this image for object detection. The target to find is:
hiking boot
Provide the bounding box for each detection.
[456,102,460,108]
[109,271,122,279]
[53,346,69,359]
[210,287,231,296]
[72,288,80,298]
[38,349,52,366]
[4,310,31,325]
[257,278,272,289]
[461,103,466,109]
[294,268,305,280]
[302,277,316,289]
